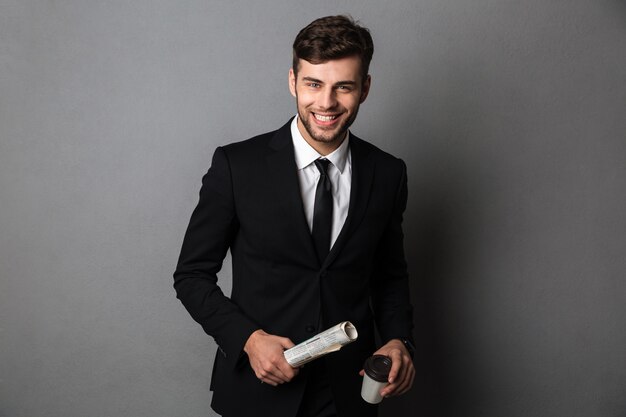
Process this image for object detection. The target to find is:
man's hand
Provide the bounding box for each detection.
[244,329,300,386]
[359,339,415,397]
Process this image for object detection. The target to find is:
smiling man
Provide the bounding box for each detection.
[174,15,415,417]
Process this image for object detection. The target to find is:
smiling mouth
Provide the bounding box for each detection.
[313,113,340,122]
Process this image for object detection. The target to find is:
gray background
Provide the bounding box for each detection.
[1,1,625,416]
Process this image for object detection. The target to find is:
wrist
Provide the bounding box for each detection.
[387,337,415,359]
[244,329,264,354]
[398,338,415,359]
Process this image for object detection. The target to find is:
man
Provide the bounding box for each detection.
[174,15,415,417]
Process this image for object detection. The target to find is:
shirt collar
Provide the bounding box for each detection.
[290,115,350,173]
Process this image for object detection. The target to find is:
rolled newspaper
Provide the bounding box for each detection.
[284,321,358,367]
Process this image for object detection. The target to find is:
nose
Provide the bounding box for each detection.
[318,87,337,110]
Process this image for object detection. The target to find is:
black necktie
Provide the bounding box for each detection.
[313,159,333,262]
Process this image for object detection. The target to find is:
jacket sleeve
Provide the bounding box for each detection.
[173,146,259,369]
[370,159,415,345]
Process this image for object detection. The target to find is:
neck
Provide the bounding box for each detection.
[296,117,346,156]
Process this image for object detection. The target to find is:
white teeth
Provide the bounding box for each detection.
[314,114,337,122]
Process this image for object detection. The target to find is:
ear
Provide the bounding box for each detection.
[288,68,297,98]
[359,74,371,104]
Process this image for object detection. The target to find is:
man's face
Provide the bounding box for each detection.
[289,56,370,155]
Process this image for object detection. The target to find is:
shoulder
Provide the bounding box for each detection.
[350,134,406,173]
[216,119,292,163]
[220,130,274,157]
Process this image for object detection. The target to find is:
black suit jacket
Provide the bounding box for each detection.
[174,119,414,417]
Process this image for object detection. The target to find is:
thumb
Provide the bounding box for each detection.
[280,337,296,349]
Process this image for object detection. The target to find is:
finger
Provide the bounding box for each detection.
[256,363,287,385]
[387,350,403,384]
[258,352,296,382]
[274,363,298,382]
[382,359,408,397]
[381,382,397,397]
[258,373,281,386]
[268,363,297,383]
[392,365,413,395]
[397,366,415,395]
[263,367,290,385]
[280,337,296,350]
[388,361,415,396]
[271,353,299,380]
[381,377,399,396]
[388,351,404,384]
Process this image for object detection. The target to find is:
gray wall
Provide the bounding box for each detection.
[1,1,625,416]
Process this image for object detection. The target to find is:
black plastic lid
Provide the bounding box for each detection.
[363,355,392,382]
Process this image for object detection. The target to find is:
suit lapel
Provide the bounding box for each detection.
[322,135,375,269]
[265,120,319,263]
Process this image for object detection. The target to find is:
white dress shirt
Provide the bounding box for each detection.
[290,115,352,249]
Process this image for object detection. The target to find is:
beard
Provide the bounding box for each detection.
[297,104,361,145]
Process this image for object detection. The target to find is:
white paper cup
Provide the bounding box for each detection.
[361,355,392,404]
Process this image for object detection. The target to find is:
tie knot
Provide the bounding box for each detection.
[314,158,331,175]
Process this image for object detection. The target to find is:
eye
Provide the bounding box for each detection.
[337,85,353,92]
[307,82,321,88]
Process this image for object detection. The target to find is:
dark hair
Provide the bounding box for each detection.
[292,15,374,82]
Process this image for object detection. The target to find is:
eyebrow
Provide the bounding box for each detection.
[302,77,358,87]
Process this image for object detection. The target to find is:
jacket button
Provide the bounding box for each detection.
[305,325,316,333]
